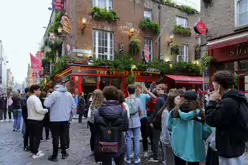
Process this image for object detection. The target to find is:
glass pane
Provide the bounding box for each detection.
[144,10,152,20]
[239,0,248,13]
[100,77,110,90]
[239,12,248,26]
[109,0,113,9]
[112,78,122,90]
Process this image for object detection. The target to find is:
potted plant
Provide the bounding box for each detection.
[171,44,180,55]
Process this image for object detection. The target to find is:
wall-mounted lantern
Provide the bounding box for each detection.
[57,26,63,34]
[168,33,174,46]
[80,17,87,32]
[128,27,135,39]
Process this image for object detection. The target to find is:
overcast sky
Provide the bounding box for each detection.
[0,0,51,83]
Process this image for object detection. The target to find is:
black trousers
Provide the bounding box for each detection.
[88,122,95,151]
[102,153,124,165]
[28,119,43,154]
[3,109,10,120]
[140,117,149,151]
[24,119,30,148]
[41,122,50,140]
[206,145,219,165]
[8,106,12,119]
[78,114,83,123]
[174,155,199,165]
[50,121,69,156]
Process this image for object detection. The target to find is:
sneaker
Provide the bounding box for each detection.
[0,120,4,122]
[32,152,44,159]
[13,129,16,132]
[38,150,44,154]
[62,153,69,159]
[4,119,8,122]
[48,155,58,162]
[131,152,134,159]
[134,158,141,164]
[144,151,149,158]
[124,158,131,164]
[148,158,159,163]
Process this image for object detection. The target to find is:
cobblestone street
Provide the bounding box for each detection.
[1,119,248,165]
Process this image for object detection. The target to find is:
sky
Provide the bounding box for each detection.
[0,0,51,83]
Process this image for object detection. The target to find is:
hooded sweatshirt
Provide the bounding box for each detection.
[206,89,247,158]
[44,85,76,122]
[168,108,211,162]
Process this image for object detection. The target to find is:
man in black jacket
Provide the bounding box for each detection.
[0,93,7,122]
[78,92,86,123]
[21,87,30,151]
[206,71,246,164]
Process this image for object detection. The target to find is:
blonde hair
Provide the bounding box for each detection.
[91,89,104,109]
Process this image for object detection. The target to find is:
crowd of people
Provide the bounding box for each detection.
[0,70,248,165]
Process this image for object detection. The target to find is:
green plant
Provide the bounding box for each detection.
[90,7,119,23]
[148,60,170,74]
[234,72,238,89]
[171,44,180,55]
[173,62,201,76]
[49,55,69,81]
[139,18,160,35]
[199,53,215,73]
[181,5,199,15]
[129,40,141,56]
[173,25,191,36]
[48,12,63,35]
[125,75,136,85]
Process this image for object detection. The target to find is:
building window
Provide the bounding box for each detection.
[176,17,188,28]
[144,39,153,62]
[237,0,248,27]
[177,45,188,62]
[93,30,114,60]
[93,0,113,10]
[144,9,152,20]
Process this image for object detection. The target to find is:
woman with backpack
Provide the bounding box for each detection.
[87,89,104,154]
[12,91,22,132]
[94,86,128,165]
[125,84,143,164]
[168,90,211,165]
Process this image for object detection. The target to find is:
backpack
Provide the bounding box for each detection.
[235,101,248,142]
[95,109,126,155]
[126,97,138,116]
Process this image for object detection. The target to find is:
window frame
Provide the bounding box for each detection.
[144,38,154,62]
[235,0,248,27]
[92,0,113,10]
[176,16,188,28]
[144,9,152,20]
[177,44,188,62]
[93,30,114,60]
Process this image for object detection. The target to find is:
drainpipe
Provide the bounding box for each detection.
[158,4,161,61]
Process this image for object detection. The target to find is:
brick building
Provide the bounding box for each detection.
[201,0,248,92]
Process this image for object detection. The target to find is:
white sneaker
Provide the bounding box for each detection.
[38,150,44,154]
[0,120,3,122]
[148,158,159,163]
[124,158,131,164]
[134,158,141,164]
[4,119,8,122]
[32,152,44,159]
[144,151,149,158]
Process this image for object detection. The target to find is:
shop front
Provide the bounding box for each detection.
[207,32,248,92]
[57,65,160,97]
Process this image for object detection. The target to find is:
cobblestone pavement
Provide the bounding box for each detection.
[0,119,248,165]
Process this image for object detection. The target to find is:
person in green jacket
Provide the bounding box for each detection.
[168,90,211,165]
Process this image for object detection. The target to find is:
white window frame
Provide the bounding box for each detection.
[93,0,113,10]
[144,39,153,62]
[177,45,188,62]
[176,17,188,28]
[235,0,248,27]
[144,9,152,20]
[93,30,114,60]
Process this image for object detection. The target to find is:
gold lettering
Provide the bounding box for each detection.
[230,49,235,56]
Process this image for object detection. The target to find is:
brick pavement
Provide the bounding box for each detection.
[0,119,248,165]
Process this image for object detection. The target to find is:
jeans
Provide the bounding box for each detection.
[126,127,141,161]
[13,109,22,130]
[28,119,43,154]
[219,154,244,165]
[50,121,69,156]
[140,118,149,152]
[174,155,199,165]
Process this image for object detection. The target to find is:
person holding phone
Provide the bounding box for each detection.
[206,71,247,165]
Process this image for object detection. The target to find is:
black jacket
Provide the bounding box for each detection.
[0,97,7,110]
[78,96,86,114]
[20,94,28,119]
[149,94,167,124]
[206,89,246,158]
[94,100,128,161]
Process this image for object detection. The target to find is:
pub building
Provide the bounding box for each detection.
[54,64,204,97]
[207,32,248,93]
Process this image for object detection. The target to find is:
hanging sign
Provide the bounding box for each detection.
[194,22,208,35]
[61,15,71,34]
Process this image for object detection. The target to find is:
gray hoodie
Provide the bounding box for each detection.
[44,85,76,122]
